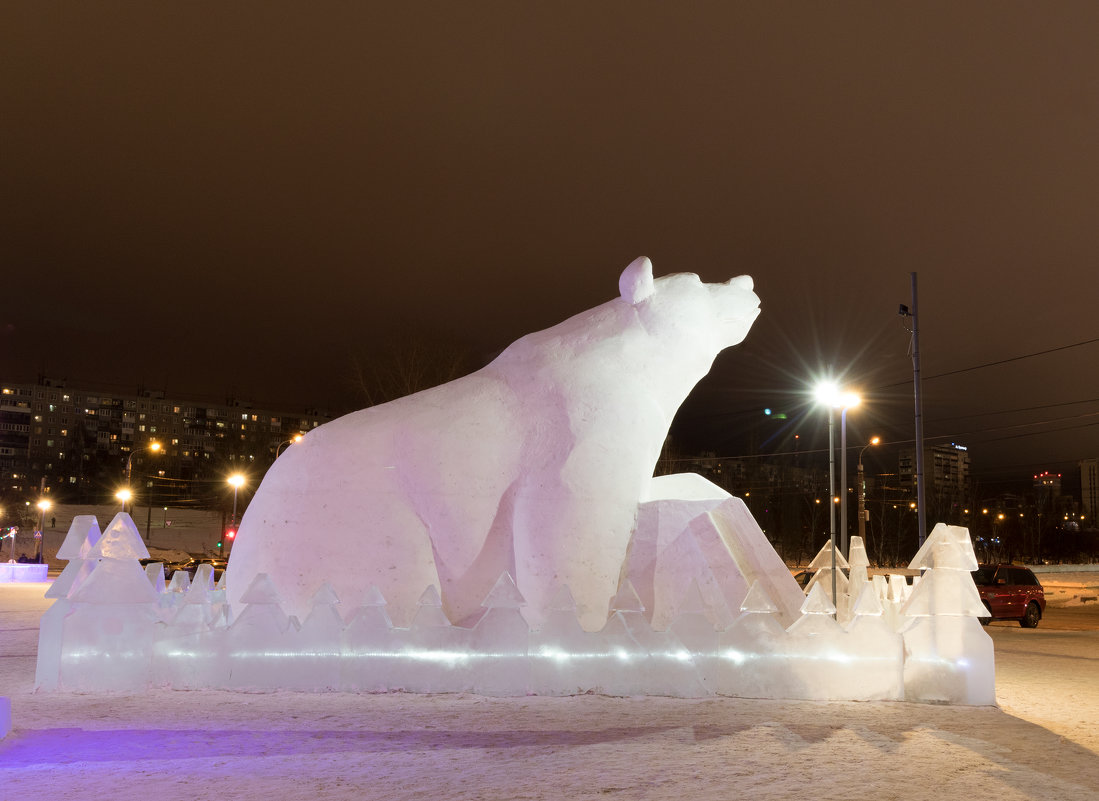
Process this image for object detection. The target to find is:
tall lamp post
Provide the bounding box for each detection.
[35,499,51,563]
[227,473,246,556]
[857,436,881,546]
[814,382,838,605]
[817,377,857,602]
[228,473,246,525]
[124,441,161,515]
[838,396,862,558]
[815,380,860,606]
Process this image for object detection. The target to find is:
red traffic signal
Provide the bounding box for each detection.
[225,529,237,540]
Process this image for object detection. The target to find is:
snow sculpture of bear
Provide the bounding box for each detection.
[225,257,761,630]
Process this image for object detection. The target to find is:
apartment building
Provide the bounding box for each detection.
[1,377,330,504]
[898,442,971,507]
[1081,458,1099,519]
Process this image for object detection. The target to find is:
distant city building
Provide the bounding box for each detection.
[1033,470,1062,504]
[898,442,971,504]
[0,377,331,505]
[1080,458,1099,519]
[1032,469,1078,525]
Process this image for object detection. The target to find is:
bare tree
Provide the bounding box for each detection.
[347,333,476,408]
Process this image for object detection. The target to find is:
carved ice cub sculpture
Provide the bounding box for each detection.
[225,257,761,630]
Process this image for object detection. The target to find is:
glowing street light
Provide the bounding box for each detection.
[275,434,304,458]
[124,441,161,514]
[228,473,246,527]
[227,474,246,557]
[814,380,861,542]
[115,488,133,514]
[857,436,881,545]
[35,499,52,563]
[814,379,861,605]
[837,393,860,559]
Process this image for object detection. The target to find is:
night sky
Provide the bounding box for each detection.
[3,4,1098,482]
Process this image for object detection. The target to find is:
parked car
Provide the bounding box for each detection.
[971,564,1045,628]
[182,557,228,580]
[149,557,228,582]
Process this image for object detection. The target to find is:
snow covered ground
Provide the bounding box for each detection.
[2,581,1098,800]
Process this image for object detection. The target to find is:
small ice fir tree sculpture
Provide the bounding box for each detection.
[900,524,995,705]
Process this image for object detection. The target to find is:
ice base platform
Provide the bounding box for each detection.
[0,562,48,583]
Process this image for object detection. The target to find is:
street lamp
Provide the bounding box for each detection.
[124,441,161,514]
[857,436,881,546]
[35,499,51,563]
[275,434,303,458]
[814,380,860,606]
[228,473,246,527]
[838,396,861,558]
[814,380,861,551]
[227,474,246,557]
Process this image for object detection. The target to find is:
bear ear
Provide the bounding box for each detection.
[619,256,655,305]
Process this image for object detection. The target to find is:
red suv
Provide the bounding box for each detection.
[971,564,1045,628]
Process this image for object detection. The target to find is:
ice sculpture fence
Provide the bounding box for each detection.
[35,514,995,705]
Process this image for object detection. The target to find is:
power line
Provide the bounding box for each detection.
[931,409,1099,440]
[948,416,1099,446]
[928,397,1099,424]
[882,336,1099,388]
[665,412,1099,477]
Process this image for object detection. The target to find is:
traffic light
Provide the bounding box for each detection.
[216,541,223,549]
[226,529,236,541]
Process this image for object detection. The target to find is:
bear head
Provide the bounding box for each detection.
[620,256,761,358]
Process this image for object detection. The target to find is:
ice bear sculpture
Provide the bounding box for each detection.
[225,257,761,630]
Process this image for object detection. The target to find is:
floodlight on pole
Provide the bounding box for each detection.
[813,380,849,603]
[857,436,881,547]
[227,473,246,557]
[813,380,838,607]
[124,440,162,515]
[838,392,860,558]
[228,473,246,523]
[814,378,862,609]
[35,499,52,563]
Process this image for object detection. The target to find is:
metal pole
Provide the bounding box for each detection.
[828,406,837,606]
[36,509,45,563]
[34,477,45,562]
[911,272,928,547]
[840,406,849,558]
[857,458,867,544]
[125,453,133,515]
[228,486,239,558]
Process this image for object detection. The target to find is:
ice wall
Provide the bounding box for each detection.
[36,514,995,705]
